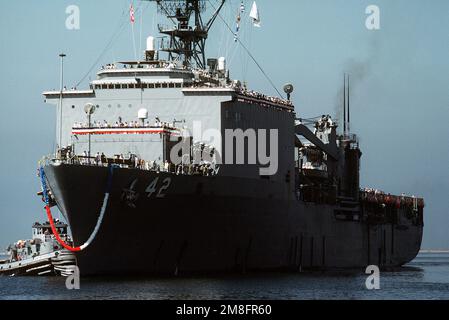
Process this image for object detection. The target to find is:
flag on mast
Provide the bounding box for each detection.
[236,11,241,32]
[249,1,261,27]
[234,2,247,42]
[234,6,243,42]
[234,15,240,42]
[130,3,135,24]
[240,1,245,13]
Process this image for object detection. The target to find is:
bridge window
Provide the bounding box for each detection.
[94,82,183,90]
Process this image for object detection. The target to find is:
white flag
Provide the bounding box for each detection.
[249,1,261,27]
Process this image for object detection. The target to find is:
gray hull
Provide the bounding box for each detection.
[44,164,422,276]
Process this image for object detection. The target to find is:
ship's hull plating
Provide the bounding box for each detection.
[44,164,422,276]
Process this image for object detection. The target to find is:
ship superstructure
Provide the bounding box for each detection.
[38,0,423,275]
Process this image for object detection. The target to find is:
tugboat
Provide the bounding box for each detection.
[0,221,77,276]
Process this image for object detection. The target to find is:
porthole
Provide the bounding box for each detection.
[128,104,132,108]
[108,104,112,108]
[117,104,121,108]
[96,105,100,109]
[72,105,75,109]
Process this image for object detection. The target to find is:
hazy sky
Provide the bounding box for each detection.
[0,0,448,249]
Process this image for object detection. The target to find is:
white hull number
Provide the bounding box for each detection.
[145,177,172,198]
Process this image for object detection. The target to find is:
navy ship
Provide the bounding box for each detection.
[38,0,423,276]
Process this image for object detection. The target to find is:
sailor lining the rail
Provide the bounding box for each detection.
[82,151,88,164]
[95,152,101,166]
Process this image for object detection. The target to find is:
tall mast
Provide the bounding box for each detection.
[144,0,226,69]
[343,73,346,135]
[347,74,350,134]
[58,53,66,151]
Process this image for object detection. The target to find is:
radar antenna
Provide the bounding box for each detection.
[143,0,226,69]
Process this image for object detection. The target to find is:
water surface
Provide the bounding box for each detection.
[1,253,448,300]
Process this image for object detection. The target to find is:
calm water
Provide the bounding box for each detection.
[1,253,448,300]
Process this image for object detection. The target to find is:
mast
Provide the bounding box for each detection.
[143,0,226,69]
[343,73,346,135]
[58,53,66,151]
[347,74,350,134]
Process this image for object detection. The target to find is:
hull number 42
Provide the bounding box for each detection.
[145,177,172,198]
